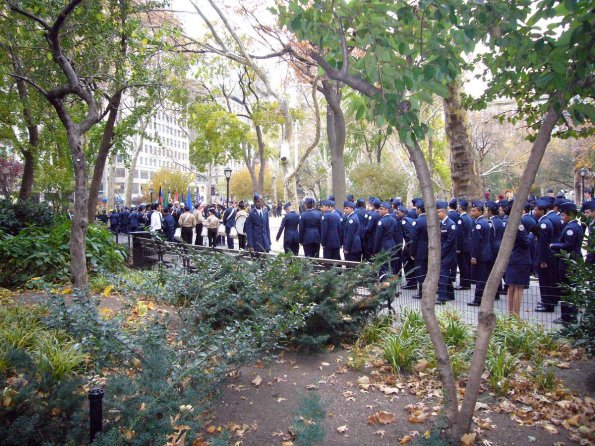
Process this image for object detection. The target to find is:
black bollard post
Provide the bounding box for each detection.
[88,387,104,443]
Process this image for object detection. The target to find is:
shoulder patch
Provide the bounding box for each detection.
[518,224,525,231]
[457,220,462,225]
[378,221,382,226]
[321,216,325,220]
[412,221,417,226]
[349,219,353,224]
[488,221,493,227]
[451,224,456,230]
[540,223,547,229]
[567,229,574,236]
[476,224,481,230]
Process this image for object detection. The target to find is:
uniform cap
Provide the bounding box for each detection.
[343,200,355,209]
[554,198,566,207]
[392,198,402,206]
[328,200,336,207]
[499,199,509,207]
[371,198,381,207]
[471,200,484,208]
[436,200,448,209]
[448,198,458,207]
[459,199,469,208]
[535,198,550,208]
[546,188,554,193]
[412,197,421,206]
[559,202,577,214]
[346,194,354,201]
[397,205,408,213]
[254,193,262,201]
[380,201,392,209]
[485,200,498,212]
[304,197,315,206]
[540,196,555,207]
[328,195,335,201]
[581,200,595,211]
[415,199,424,208]
[283,202,292,209]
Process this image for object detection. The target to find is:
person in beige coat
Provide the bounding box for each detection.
[178,206,195,244]
[205,208,220,247]
[193,204,204,245]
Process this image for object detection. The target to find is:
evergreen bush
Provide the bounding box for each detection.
[0,198,55,235]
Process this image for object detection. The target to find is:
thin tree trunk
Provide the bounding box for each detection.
[271,157,278,204]
[88,91,123,220]
[125,133,144,206]
[206,164,213,204]
[107,157,116,209]
[13,72,38,201]
[443,81,483,199]
[242,143,259,194]
[404,138,460,429]
[322,80,346,211]
[19,150,35,201]
[255,125,266,193]
[452,95,566,439]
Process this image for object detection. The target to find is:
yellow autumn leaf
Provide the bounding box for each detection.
[62,287,73,294]
[102,285,113,297]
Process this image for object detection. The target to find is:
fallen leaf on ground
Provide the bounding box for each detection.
[400,435,412,444]
[374,430,386,438]
[540,422,558,434]
[251,375,262,386]
[556,362,570,369]
[305,384,318,390]
[368,411,396,425]
[337,425,348,434]
[321,362,330,367]
[475,402,490,411]
[414,359,429,372]
[357,376,370,390]
[460,432,476,446]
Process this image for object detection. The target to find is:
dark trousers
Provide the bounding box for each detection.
[414,258,428,289]
[438,261,456,301]
[403,254,415,284]
[345,251,362,262]
[194,224,203,245]
[225,227,234,249]
[302,243,320,258]
[284,240,299,256]
[238,234,246,250]
[538,264,559,308]
[181,227,193,244]
[323,247,341,260]
[457,251,472,287]
[472,261,490,301]
[207,228,217,247]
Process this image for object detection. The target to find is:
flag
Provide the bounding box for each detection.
[158,186,163,205]
[163,188,169,208]
[186,188,192,210]
[174,191,179,203]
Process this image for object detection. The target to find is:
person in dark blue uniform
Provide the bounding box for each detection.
[109,209,120,233]
[396,205,416,289]
[447,199,461,292]
[299,197,321,258]
[276,202,300,255]
[407,198,420,220]
[390,201,404,276]
[373,202,398,276]
[468,200,493,306]
[533,198,557,312]
[119,207,130,234]
[504,217,532,316]
[342,201,363,262]
[365,198,381,259]
[487,201,505,297]
[129,207,140,232]
[320,200,342,260]
[410,200,428,299]
[354,199,367,248]
[222,202,237,249]
[436,201,457,304]
[582,200,595,264]
[455,199,473,289]
[245,193,271,253]
[551,202,584,323]
[162,207,176,242]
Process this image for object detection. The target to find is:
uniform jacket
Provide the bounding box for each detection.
[120,210,130,227]
[365,211,381,251]
[321,211,342,250]
[471,216,493,263]
[162,214,176,241]
[246,207,271,252]
[373,214,397,254]
[299,209,321,245]
[457,212,473,253]
[390,212,404,247]
[440,217,457,265]
[534,215,555,265]
[342,212,362,254]
[550,220,583,259]
[222,207,237,229]
[410,213,428,260]
[355,207,367,238]
[546,210,563,243]
[489,216,505,255]
[276,211,300,243]
[509,223,532,266]
[129,211,140,230]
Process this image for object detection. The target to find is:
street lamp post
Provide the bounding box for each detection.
[149,187,154,206]
[580,167,587,205]
[224,167,232,208]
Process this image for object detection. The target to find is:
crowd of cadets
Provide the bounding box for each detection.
[98,188,594,323]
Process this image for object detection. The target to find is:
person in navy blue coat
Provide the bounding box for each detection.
[162,207,176,242]
[582,200,595,264]
[551,202,584,323]
[222,203,237,249]
[373,202,398,276]
[320,200,342,260]
[396,205,416,288]
[436,201,457,304]
[446,199,461,289]
[456,199,473,289]
[390,201,404,275]
[119,207,130,234]
[342,201,362,262]
[533,198,557,312]
[468,200,493,306]
[276,202,300,255]
[365,199,381,258]
[129,207,141,232]
[299,197,321,258]
[504,219,532,316]
[109,209,120,233]
[487,201,506,296]
[354,199,367,243]
[410,200,428,299]
[407,198,420,220]
[246,194,271,253]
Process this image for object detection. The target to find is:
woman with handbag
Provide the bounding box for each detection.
[235,201,248,250]
[205,208,220,247]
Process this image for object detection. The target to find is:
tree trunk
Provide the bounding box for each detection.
[107,157,116,209]
[404,138,460,429]
[13,73,38,201]
[242,143,259,194]
[443,82,483,199]
[271,157,279,203]
[255,125,266,193]
[125,136,143,207]
[206,164,213,204]
[19,149,35,201]
[321,81,346,211]
[88,91,123,220]
[452,95,566,439]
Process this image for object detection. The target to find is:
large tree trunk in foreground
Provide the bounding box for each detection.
[405,139,460,428]
[443,82,483,199]
[19,149,35,201]
[322,80,346,211]
[13,74,38,201]
[452,95,566,439]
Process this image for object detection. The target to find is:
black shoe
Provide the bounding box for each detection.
[494,296,500,301]
[412,294,422,299]
[447,297,455,301]
[454,286,470,290]
[467,301,481,306]
[535,306,554,313]
[402,284,417,290]
[436,300,447,305]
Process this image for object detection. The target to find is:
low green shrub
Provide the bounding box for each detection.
[486,344,519,395]
[0,198,55,235]
[0,221,127,287]
[381,332,422,374]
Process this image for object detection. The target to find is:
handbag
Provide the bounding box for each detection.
[230,227,238,238]
[217,223,226,236]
